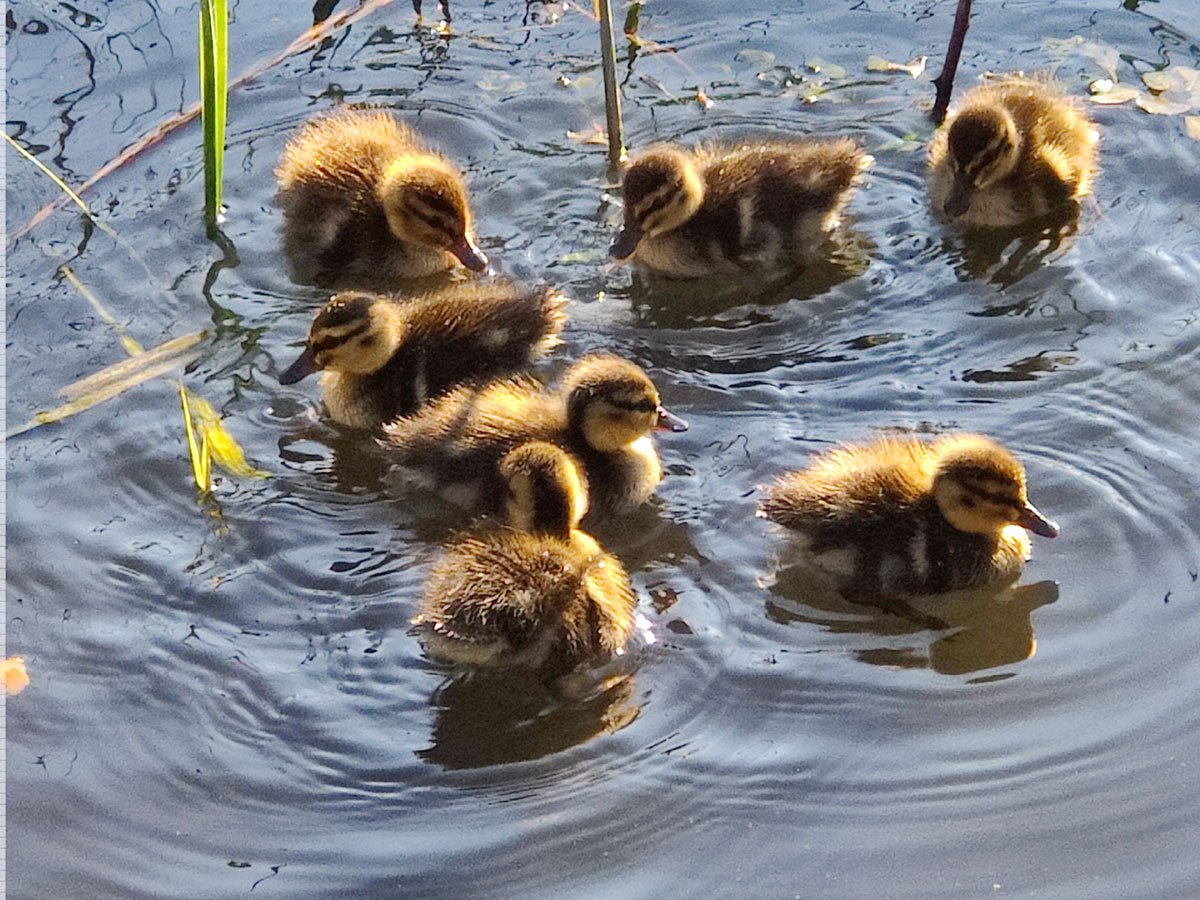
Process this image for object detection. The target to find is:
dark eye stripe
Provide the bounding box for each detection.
[311,321,370,353]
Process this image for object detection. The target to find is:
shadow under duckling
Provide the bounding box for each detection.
[278,279,567,430]
[411,442,639,679]
[610,138,871,282]
[275,108,488,287]
[382,354,688,518]
[927,75,1098,229]
[758,433,1059,598]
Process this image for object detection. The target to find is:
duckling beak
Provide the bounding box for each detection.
[944,176,973,218]
[279,346,320,385]
[610,222,644,261]
[449,235,489,272]
[1015,502,1059,538]
[654,406,688,433]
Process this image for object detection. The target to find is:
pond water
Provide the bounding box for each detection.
[7,0,1200,896]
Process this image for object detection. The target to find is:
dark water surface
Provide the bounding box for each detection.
[7,0,1200,897]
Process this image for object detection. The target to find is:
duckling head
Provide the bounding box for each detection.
[932,435,1059,539]
[377,157,488,271]
[499,442,590,540]
[279,292,403,384]
[943,106,1022,218]
[610,147,705,261]
[564,355,688,453]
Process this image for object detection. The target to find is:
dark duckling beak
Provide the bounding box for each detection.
[944,175,973,218]
[1015,501,1059,538]
[279,346,320,385]
[609,221,644,261]
[449,235,489,272]
[654,406,688,433]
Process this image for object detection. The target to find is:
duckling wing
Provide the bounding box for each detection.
[397,283,568,405]
[382,377,563,482]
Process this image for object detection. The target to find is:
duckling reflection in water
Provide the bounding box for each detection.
[928,75,1098,229]
[759,433,1059,598]
[382,354,688,518]
[275,108,488,286]
[277,280,567,429]
[610,138,871,281]
[411,442,640,682]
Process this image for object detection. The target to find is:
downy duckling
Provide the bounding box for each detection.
[927,76,1098,228]
[278,280,568,429]
[275,108,488,285]
[758,433,1059,597]
[382,354,688,516]
[610,138,871,280]
[411,441,637,676]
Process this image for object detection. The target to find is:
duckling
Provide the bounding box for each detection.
[275,108,488,285]
[758,433,1059,597]
[278,280,568,429]
[610,138,871,280]
[927,76,1098,228]
[411,441,637,676]
[382,354,688,517]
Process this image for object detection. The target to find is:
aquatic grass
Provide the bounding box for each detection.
[199,0,229,225]
[3,133,120,242]
[180,385,213,493]
[596,0,626,175]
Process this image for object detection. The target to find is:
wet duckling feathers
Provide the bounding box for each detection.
[382,354,687,517]
[276,108,487,285]
[279,280,567,429]
[612,138,871,279]
[927,76,1098,228]
[411,442,637,675]
[759,433,1058,596]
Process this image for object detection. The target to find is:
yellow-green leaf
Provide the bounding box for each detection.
[180,385,211,492]
[185,390,271,479]
[1137,91,1194,115]
[1185,116,1200,141]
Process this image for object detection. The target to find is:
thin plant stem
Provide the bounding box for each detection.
[931,0,974,124]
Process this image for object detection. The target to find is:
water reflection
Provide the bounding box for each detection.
[766,561,1059,677]
[417,669,642,770]
[623,230,872,329]
[942,210,1083,288]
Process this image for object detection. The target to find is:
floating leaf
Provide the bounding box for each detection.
[1077,39,1121,82]
[1088,79,1141,105]
[734,48,776,71]
[1142,65,1200,96]
[1137,91,1194,116]
[475,73,527,94]
[184,390,272,480]
[7,333,208,438]
[57,331,207,401]
[1042,35,1085,63]
[695,88,714,110]
[4,657,30,696]
[806,57,846,81]
[867,55,927,77]
[567,126,608,145]
[1186,116,1200,141]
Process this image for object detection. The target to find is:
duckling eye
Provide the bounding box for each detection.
[359,335,377,349]
[960,496,976,510]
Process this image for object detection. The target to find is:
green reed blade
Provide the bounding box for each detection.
[199,0,228,224]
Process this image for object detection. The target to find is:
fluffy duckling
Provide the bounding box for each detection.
[275,108,488,285]
[610,138,871,280]
[411,442,638,676]
[278,280,568,429]
[927,76,1098,228]
[758,433,1059,597]
[382,354,688,516]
